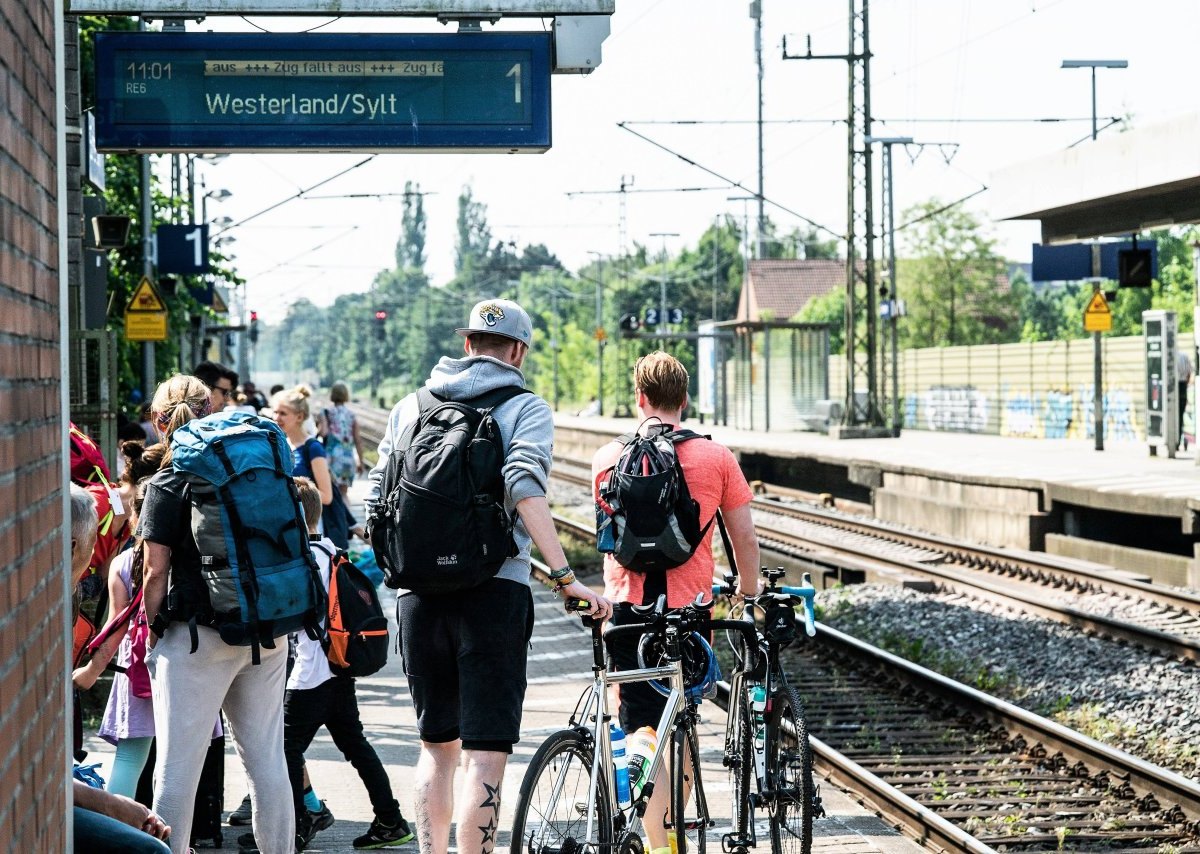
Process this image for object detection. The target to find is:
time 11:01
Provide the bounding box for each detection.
[127,62,172,80]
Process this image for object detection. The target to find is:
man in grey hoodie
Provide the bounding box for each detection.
[366,298,611,854]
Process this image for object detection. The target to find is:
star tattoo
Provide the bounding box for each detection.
[478,817,497,851]
[480,782,501,819]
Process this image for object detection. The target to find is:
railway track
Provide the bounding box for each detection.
[531,543,1200,852]
[767,624,1200,852]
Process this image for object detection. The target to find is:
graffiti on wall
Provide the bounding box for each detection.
[906,384,1147,440]
[921,386,990,433]
[999,385,1142,441]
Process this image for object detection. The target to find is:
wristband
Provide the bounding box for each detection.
[549,565,574,580]
[554,572,578,588]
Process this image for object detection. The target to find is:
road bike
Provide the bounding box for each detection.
[713,568,823,854]
[511,595,758,854]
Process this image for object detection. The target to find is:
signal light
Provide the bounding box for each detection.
[374,309,388,321]
[618,313,640,337]
[250,310,258,322]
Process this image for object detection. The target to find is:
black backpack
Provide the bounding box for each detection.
[312,543,389,678]
[368,386,531,594]
[595,424,712,573]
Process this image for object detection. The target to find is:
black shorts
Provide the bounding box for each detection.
[609,604,670,733]
[397,577,534,753]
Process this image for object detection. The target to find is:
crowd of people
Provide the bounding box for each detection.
[68,298,760,854]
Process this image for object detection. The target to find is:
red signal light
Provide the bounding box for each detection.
[374,309,388,321]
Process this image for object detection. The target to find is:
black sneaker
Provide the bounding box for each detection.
[307,800,335,833]
[238,819,315,854]
[229,794,253,826]
[353,816,415,849]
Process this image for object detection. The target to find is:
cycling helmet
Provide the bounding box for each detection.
[637,631,721,701]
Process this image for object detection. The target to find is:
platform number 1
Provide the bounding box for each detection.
[506,63,522,104]
[184,226,204,267]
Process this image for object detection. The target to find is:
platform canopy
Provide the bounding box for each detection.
[66,0,612,14]
[990,112,1200,244]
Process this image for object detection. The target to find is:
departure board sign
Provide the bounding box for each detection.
[94,32,552,153]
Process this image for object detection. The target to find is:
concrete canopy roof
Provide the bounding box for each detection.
[989,112,1200,244]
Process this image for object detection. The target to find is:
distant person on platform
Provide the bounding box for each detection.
[192,360,238,413]
[242,381,268,412]
[1179,349,1194,451]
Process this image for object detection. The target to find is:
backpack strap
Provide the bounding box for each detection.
[464,385,533,412]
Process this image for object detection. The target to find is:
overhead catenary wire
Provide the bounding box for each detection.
[617,122,841,241]
[210,156,376,238]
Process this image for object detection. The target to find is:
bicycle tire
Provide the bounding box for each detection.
[765,685,814,854]
[723,688,753,850]
[511,728,614,854]
[670,723,707,854]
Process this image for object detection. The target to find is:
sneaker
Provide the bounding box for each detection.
[229,794,253,826]
[238,822,314,854]
[353,816,416,848]
[307,800,335,833]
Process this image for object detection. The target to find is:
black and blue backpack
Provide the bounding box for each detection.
[169,411,325,662]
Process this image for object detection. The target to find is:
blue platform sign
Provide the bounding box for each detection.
[94,32,552,153]
[156,223,209,275]
[1032,241,1158,283]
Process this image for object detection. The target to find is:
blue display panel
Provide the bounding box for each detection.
[94,32,552,152]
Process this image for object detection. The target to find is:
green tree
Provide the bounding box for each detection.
[454,185,492,276]
[899,200,1015,348]
[395,181,427,270]
[795,287,845,354]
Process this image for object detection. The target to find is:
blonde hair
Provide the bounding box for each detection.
[151,374,213,465]
[293,476,322,531]
[271,384,313,420]
[634,351,689,412]
[330,381,350,405]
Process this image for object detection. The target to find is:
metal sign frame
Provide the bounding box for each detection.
[68,0,612,15]
[94,31,552,153]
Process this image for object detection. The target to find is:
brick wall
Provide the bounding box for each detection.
[0,0,67,851]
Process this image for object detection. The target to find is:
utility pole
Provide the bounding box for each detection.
[751,0,766,259]
[865,136,911,437]
[588,250,607,415]
[784,0,881,429]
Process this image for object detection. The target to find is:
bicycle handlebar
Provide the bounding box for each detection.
[712,571,818,638]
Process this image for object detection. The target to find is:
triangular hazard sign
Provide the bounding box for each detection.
[211,289,228,314]
[1085,291,1110,315]
[128,276,166,312]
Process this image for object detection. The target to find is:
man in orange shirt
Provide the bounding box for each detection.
[591,351,760,854]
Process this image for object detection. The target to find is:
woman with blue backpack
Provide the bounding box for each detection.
[139,374,307,854]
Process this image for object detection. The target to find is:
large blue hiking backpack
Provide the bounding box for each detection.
[169,411,325,663]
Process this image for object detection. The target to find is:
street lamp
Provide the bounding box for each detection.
[649,232,679,335]
[1061,59,1128,141]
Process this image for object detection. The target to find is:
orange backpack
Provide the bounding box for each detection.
[313,544,389,677]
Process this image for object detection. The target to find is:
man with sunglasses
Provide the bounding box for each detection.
[193,361,238,412]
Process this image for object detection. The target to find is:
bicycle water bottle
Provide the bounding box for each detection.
[751,685,769,784]
[751,685,767,720]
[627,726,658,800]
[610,724,632,809]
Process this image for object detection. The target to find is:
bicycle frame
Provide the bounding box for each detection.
[571,617,689,846]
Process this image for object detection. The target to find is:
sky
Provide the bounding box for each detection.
[167,0,1200,322]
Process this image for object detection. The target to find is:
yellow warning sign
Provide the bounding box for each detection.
[211,289,228,314]
[594,326,607,342]
[127,276,166,312]
[1084,291,1112,333]
[124,310,168,341]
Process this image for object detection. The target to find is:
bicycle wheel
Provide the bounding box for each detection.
[765,685,814,854]
[511,729,613,854]
[723,688,752,851]
[670,723,708,854]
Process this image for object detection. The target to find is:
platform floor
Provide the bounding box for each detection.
[80,478,922,854]
[555,414,1200,518]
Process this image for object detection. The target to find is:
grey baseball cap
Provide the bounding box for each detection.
[456,298,533,345]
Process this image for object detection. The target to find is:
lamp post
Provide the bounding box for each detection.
[649,232,679,336]
[864,136,912,437]
[1061,59,1128,141]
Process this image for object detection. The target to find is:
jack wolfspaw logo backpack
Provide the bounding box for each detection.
[169,411,325,663]
[312,543,389,677]
[596,424,712,573]
[369,386,531,594]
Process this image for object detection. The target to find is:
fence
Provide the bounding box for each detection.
[830,335,1177,442]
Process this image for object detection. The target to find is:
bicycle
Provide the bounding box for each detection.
[713,568,823,854]
[511,595,759,854]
